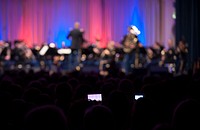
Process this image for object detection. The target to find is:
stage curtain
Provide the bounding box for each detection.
[0,0,174,48]
[176,0,200,67]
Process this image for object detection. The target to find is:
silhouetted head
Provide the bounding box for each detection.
[83,105,115,130]
[23,105,68,130]
[153,123,173,130]
[172,98,200,130]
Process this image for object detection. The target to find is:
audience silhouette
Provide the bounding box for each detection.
[0,67,199,130]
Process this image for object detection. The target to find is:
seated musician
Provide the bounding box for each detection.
[147,41,164,67]
[0,41,11,70]
[12,40,35,68]
[99,41,116,76]
[176,39,188,74]
[164,39,177,64]
[0,41,11,61]
[160,39,177,73]
[92,38,103,62]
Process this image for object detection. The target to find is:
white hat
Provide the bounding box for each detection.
[130,25,141,36]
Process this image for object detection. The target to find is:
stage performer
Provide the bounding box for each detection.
[121,25,141,74]
[67,22,86,70]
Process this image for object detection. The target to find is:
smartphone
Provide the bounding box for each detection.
[87,94,102,101]
[135,95,143,100]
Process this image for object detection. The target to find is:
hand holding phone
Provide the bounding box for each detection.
[135,95,143,100]
[87,94,102,101]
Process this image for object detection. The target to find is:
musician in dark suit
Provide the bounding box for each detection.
[163,39,177,65]
[67,22,85,70]
[121,26,141,74]
[176,40,188,74]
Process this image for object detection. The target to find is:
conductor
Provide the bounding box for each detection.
[67,22,85,70]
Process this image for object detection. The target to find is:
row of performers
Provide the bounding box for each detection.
[0,40,36,70]
[87,25,188,75]
[0,39,188,74]
[91,38,188,75]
